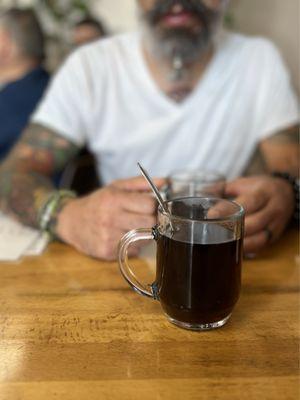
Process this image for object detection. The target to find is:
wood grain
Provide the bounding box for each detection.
[0,229,299,400]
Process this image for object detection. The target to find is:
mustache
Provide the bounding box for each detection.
[144,0,221,28]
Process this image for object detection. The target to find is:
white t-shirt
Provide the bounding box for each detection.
[32,31,299,184]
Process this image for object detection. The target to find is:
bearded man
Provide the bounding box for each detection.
[0,0,298,260]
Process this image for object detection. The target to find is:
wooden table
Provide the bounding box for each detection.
[0,230,298,400]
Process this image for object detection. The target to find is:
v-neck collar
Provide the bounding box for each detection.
[131,31,228,111]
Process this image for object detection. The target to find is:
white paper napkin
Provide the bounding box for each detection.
[0,212,49,262]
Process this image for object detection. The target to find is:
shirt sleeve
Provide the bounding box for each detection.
[31,51,89,147]
[254,40,299,140]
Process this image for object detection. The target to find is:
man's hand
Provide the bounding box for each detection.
[225,176,295,254]
[56,177,165,260]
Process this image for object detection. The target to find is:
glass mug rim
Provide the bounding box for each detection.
[169,169,226,183]
[160,196,245,224]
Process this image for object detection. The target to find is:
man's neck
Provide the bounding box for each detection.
[142,40,214,103]
[0,59,39,86]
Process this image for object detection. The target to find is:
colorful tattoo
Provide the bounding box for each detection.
[264,125,299,144]
[259,124,300,177]
[243,148,268,176]
[0,123,80,228]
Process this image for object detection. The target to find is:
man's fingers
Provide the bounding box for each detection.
[243,231,269,254]
[233,192,269,215]
[111,176,166,192]
[116,211,157,231]
[207,199,241,219]
[116,190,158,215]
[244,204,275,236]
[225,178,251,197]
[243,217,284,254]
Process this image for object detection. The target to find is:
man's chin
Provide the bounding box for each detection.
[154,26,205,45]
[143,19,212,62]
[151,34,210,63]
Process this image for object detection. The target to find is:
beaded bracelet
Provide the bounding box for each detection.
[272,172,299,223]
[38,190,77,238]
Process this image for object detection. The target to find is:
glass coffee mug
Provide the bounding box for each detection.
[119,197,244,331]
[166,170,226,199]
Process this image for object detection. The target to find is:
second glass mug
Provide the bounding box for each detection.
[119,197,245,331]
[166,170,226,199]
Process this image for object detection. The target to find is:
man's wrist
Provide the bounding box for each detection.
[38,190,77,240]
[272,172,299,224]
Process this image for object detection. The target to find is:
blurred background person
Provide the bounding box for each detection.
[72,17,107,47]
[0,8,49,161]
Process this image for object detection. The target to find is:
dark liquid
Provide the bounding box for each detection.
[155,231,242,325]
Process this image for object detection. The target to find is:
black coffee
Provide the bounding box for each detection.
[155,227,242,325]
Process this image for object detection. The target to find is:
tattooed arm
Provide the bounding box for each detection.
[243,125,299,176]
[0,123,161,260]
[227,124,299,253]
[0,123,80,227]
[259,124,299,176]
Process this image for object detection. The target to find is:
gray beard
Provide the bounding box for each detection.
[141,17,222,67]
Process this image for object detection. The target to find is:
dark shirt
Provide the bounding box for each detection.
[0,66,50,160]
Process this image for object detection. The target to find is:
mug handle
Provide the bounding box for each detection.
[118,227,158,299]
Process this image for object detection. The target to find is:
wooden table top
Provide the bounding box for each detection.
[0,229,299,400]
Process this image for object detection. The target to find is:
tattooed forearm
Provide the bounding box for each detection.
[243,147,268,176]
[263,125,299,144]
[0,168,53,227]
[259,124,300,177]
[0,123,80,227]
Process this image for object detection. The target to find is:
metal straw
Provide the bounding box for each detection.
[137,163,174,231]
